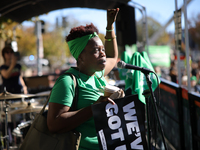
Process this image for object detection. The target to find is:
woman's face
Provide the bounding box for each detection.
[79,36,106,73]
[3,49,14,61]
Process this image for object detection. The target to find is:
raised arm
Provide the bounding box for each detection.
[104,8,119,76]
[1,54,17,79]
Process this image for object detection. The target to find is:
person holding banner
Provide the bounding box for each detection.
[47,8,125,150]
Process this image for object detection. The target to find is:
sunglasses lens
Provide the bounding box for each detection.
[6,51,13,54]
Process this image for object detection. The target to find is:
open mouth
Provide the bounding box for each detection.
[99,59,106,64]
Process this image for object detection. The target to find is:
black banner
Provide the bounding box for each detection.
[92,94,148,150]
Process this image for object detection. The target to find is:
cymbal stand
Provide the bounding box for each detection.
[0,101,4,150]
[21,97,26,122]
[2,99,10,150]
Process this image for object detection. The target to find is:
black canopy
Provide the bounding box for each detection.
[0,0,130,23]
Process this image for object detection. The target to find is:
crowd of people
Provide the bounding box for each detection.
[167,59,200,93]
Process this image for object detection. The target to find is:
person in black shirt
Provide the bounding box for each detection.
[0,46,27,94]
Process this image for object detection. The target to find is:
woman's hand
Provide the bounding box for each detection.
[107,8,119,27]
[94,96,115,105]
[109,89,125,99]
[10,54,17,68]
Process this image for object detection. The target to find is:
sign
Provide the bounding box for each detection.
[92,95,148,150]
[174,9,182,51]
[147,45,171,67]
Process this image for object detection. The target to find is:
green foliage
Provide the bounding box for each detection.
[0,18,18,41]
[0,16,13,25]
[17,26,36,56]
[43,28,70,67]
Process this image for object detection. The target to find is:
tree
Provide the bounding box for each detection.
[0,17,16,42]
[17,26,36,56]
[136,17,170,45]
[42,26,70,68]
[0,18,20,65]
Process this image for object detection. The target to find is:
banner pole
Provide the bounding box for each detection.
[174,0,182,86]
[183,0,191,92]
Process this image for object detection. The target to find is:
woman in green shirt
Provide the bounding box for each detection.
[47,8,124,150]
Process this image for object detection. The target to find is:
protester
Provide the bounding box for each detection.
[195,59,200,85]
[191,61,198,77]
[0,46,27,94]
[47,8,125,150]
[169,61,177,83]
[154,66,161,77]
[182,75,188,87]
[190,76,200,93]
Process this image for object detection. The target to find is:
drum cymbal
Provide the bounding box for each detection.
[35,90,51,97]
[9,99,40,108]
[9,105,47,114]
[10,101,28,108]
[0,91,35,100]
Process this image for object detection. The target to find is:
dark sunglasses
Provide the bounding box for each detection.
[5,51,14,54]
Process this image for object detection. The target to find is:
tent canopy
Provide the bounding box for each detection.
[0,0,130,23]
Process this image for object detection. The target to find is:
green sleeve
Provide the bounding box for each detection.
[49,74,75,106]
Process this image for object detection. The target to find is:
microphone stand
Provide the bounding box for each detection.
[142,71,168,150]
[142,89,151,150]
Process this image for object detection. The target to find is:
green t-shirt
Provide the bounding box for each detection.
[49,67,107,150]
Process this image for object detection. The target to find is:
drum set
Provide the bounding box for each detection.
[0,88,50,150]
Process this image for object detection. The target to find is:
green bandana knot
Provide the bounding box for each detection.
[67,32,98,60]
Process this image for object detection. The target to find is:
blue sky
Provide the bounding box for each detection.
[22,0,200,35]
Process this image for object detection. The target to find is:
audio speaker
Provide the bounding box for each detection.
[116,5,137,46]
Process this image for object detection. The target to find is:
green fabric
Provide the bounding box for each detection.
[125,51,160,104]
[49,67,107,150]
[67,32,98,60]
[119,51,131,80]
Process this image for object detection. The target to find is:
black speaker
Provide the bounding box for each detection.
[116,5,137,46]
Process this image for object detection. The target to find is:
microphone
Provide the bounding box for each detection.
[117,60,154,74]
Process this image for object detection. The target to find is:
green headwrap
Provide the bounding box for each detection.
[67,32,98,60]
